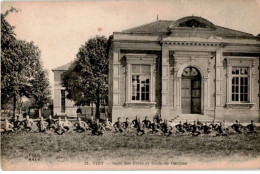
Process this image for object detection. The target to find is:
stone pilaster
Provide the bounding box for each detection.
[161,47,170,107]
[215,49,223,107]
[112,49,120,106]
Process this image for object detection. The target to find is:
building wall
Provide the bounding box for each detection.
[110,35,260,122]
[53,70,105,119]
[53,70,78,117]
[215,51,260,122]
[159,42,220,120]
[110,40,163,121]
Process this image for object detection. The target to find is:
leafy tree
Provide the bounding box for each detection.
[1,13,16,105]
[1,11,51,117]
[29,65,52,117]
[62,36,109,119]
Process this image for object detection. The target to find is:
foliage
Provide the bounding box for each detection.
[1,14,17,105]
[29,65,52,110]
[62,36,109,118]
[1,12,51,117]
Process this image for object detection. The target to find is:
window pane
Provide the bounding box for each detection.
[235,77,239,85]
[146,93,149,101]
[236,86,239,93]
[241,68,248,75]
[240,94,244,101]
[232,67,239,74]
[132,64,140,73]
[240,85,244,93]
[136,93,140,100]
[235,94,239,101]
[146,84,149,92]
[140,75,150,101]
[231,68,249,102]
[131,64,150,102]
[61,90,66,113]
[245,86,248,93]
[141,85,145,92]
[245,69,248,75]
[240,94,249,102]
[132,75,139,100]
[141,93,145,101]
[244,94,248,102]
[241,77,244,85]
[141,65,151,74]
[245,77,248,85]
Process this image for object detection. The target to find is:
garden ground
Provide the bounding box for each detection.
[1,128,260,170]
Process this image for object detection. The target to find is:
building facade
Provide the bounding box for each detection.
[109,16,260,122]
[52,63,103,118]
[52,63,77,117]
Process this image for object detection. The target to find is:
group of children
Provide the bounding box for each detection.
[1,114,259,136]
[1,114,103,135]
[174,119,258,136]
[112,116,258,136]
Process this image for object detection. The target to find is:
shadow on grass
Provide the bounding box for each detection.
[1,130,260,164]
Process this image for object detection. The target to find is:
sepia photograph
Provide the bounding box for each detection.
[1,0,260,170]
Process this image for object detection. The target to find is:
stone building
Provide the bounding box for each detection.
[52,63,77,117]
[52,63,103,118]
[108,16,260,122]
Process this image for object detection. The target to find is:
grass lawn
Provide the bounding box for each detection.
[1,129,260,170]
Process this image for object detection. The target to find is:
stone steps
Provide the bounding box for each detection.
[170,114,213,122]
[168,114,214,126]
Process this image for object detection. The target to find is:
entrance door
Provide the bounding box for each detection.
[191,79,201,113]
[181,79,191,114]
[181,67,201,114]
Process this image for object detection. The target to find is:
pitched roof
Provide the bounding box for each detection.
[122,20,173,33]
[214,26,254,37]
[52,62,72,71]
[122,19,255,37]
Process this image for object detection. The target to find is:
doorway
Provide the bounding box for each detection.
[181,67,201,114]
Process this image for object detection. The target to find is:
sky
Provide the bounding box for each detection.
[1,0,260,97]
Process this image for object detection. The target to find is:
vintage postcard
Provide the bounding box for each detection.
[1,0,260,170]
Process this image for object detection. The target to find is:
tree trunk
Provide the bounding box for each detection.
[39,108,42,118]
[91,102,94,116]
[95,85,100,119]
[13,94,16,118]
[95,102,100,119]
[19,97,22,114]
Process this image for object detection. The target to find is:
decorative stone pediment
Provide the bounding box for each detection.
[168,16,217,31]
[225,57,256,67]
[120,54,157,66]
[208,35,222,41]
[179,19,208,28]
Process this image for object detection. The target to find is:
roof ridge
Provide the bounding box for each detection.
[52,62,72,71]
[120,17,255,37]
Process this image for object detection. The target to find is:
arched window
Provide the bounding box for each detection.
[182,67,201,78]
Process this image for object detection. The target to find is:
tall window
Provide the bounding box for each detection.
[231,67,249,102]
[61,90,66,113]
[131,64,151,102]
